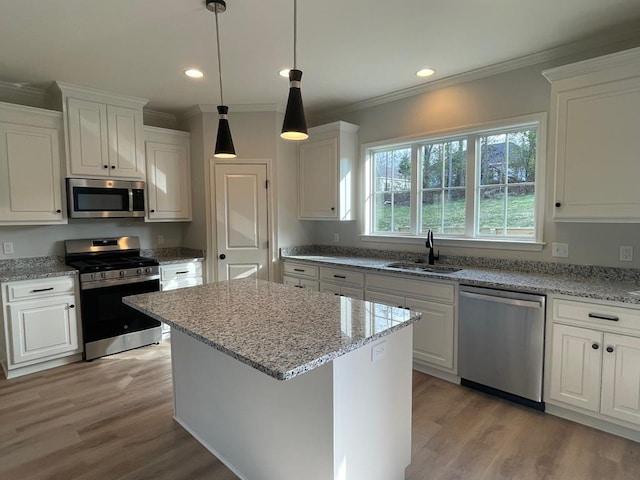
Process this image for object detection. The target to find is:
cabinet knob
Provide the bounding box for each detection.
[591,343,599,350]
[103,165,108,169]
[56,209,61,213]
[331,207,335,211]
[150,209,155,213]
[555,202,561,208]
[219,254,226,260]
[606,346,614,353]
[69,304,75,309]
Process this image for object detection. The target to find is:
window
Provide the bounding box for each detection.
[365,115,544,246]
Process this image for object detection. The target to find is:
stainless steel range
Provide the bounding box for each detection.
[65,236,161,361]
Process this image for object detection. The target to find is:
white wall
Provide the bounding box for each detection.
[310,43,640,268]
[0,220,182,259]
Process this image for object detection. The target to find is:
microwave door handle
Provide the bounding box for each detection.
[128,189,134,212]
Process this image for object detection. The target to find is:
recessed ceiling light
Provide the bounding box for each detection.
[416,68,436,78]
[279,69,291,78]
[185,68,204,78]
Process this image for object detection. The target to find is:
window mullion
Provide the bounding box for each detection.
[466,135,477,238]
[410,145,420,235]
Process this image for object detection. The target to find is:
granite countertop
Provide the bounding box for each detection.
[124,278,421,380]
[282,254,640,305]
[142,247,205,265]
[0,258,78,282]
[154,255,204,265]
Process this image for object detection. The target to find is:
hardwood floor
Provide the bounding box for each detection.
[1,343,639,480]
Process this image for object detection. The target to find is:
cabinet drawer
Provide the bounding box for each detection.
[553,298,640,333]
[5,276,75,302]
[283,262,319,279]
[160,262,203,281]
[320,267,364,287]
[366,274,455,303]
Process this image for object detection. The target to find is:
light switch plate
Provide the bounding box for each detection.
[551,242,569,258]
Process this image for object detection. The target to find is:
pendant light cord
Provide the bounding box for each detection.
[293,0,297,69]
[214,7,224,105]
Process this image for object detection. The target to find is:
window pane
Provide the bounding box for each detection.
[506,184,535,236]
[373,193,391,232]
[479,134,506,185]
[422,144,443,189]
[478,186,505,235]
[421,189,466,235]
[507,130,537,184]
[373,148,411,193]
[392,192,411,233]
[444,140,467,188]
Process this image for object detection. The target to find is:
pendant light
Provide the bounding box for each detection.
[207,0,236,158]
[281,0,308,140]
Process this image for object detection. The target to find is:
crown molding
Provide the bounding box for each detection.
[0,81,51,109]
[542,46,640,81]
[312,28,640,124]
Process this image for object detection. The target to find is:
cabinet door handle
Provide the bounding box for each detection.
[31,287,54,293]
[588,313,619,322]
[293,268,305,272]
[176,271,189,275]
[333,274,346,279]
[606,346,614,353]
[592,343,599,350]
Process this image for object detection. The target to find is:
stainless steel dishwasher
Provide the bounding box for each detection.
[458,285,546,410]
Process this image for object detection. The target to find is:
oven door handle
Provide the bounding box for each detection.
[81,275,160,290]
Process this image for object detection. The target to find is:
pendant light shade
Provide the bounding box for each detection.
[281,0,308,141]
[207,0,237,158]
[215,105,236,158]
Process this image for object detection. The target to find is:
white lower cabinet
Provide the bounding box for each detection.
[365,273,457,374]
[283,275,319,291]
[319,266,364,300]
[1,276,82,379]
[160,261,204,334]
[548,297,640,430]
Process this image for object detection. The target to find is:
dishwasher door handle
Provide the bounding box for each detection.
[460,291,543,309]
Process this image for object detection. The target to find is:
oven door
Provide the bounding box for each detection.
[79,278,160,346]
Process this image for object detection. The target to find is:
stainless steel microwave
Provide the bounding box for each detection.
[66,178,145,218]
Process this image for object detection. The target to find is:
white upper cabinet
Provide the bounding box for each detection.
[144,126,191,222]
[543,47,640,222]
[298,121,359,220]
[53,81,147,180]
[0,102,65,225]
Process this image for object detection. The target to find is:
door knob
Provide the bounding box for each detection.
[219,254,226,260]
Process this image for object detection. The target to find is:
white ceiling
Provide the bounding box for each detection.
[2,0,640,117]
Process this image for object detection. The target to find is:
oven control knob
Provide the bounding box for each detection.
[137,268,143,274]
[119,270,125,277]
[100,272,106,279]
[124,324,128,330]
[145,267,152,273]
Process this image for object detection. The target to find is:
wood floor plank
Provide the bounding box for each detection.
[1,342,639,479]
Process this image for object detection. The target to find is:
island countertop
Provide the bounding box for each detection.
[123,278,421,380]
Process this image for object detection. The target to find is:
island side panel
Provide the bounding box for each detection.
[333,325,413,480]
[170,329,334,480]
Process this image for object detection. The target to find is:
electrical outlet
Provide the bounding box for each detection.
[158,235,164,245]
[551,242,569,258]
[3,242,14,254]
[620,246,633,262]
[371,341,387,363]
[333,233,339,243]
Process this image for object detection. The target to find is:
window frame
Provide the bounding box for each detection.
[361,113,546,251]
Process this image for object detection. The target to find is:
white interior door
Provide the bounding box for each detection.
[214,163,269,281]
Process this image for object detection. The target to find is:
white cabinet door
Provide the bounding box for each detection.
[299,137,338,219]
[405,297,455,370]
[67,97,109,176]
[549,323,602,412]
[601,333,640,426]
[0,121,64,224]
[320,283,341,296]
[341,286,364,300]
[8,295,79,365]
[106,105,145,179]
[146,135,191,221]
[283,276,319,291]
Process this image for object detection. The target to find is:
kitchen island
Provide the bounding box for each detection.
[124,279,421,480]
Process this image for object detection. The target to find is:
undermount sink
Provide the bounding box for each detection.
[385,262,462,274]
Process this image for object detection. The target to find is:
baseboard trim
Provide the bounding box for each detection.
[546,403,640,443]
[412,362,460,384]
